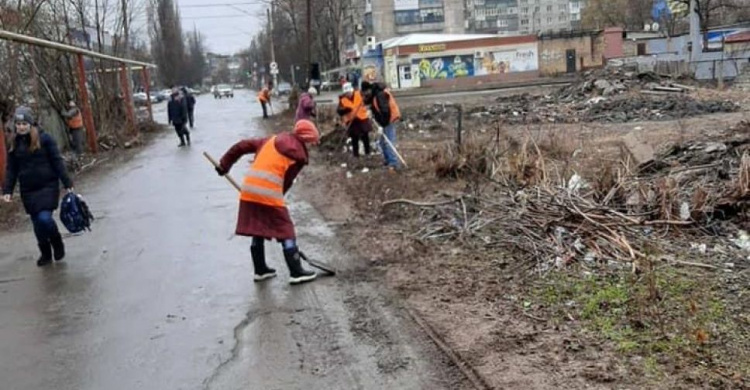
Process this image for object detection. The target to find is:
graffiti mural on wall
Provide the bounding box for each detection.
[475,47,538,75]
[416,55,475,80]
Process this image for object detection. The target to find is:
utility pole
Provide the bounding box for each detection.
[268,5,277,89]
[306,0,312,86]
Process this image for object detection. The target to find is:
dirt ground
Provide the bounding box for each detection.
[277,80,750,389]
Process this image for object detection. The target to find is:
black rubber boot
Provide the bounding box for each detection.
[283,248,316,285]
[185,132,191,146]
[50,232,66,261]
[251,244,276,282]
[37,241,53,267]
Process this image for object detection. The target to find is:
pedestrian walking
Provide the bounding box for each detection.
[258,81,272,119]
[337,82,372,157]
[181,87,197,128]
[167,89,190,147]
[2,107,74,267]
[294,86,317,122]
[361,81,401,170]
[62,100,85,155]
[215,119,320,285]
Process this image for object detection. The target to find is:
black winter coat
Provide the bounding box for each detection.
[185,94,196,111]
[368,85,392,128]
[3,132,73,215]
[168,98,188,125]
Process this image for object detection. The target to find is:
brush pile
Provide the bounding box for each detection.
[389,122,750,272]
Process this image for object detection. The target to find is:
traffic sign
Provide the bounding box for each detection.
[270,68,279,75]
[270,62,278,70]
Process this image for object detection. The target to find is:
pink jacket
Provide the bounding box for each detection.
[294,93,315,122]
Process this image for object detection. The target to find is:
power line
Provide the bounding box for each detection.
[181,15,256,20]
[180,2,263,8]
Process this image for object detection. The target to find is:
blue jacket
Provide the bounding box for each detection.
[3,131,73,215]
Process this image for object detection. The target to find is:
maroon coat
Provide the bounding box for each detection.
[219,132,308,240]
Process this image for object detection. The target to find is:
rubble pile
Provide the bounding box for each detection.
[399,68,738,130]
[389,121,750,272]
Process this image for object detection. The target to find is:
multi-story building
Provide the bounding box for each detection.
[516,0,572,35]
[365,0,466,40]
[366,0,586,42]
[466,0,519,35]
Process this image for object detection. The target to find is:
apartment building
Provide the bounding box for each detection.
[365,0,466,40]
[365,0,586,41]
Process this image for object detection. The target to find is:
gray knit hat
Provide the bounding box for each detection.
[14,106,35,124]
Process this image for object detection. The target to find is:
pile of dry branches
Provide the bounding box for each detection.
[390,123,750,272]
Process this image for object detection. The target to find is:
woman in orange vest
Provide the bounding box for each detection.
[257,81,273,119]
[361,81,401,170]
[215,119,320,284]
[336,82,372,157]
[62,100,85,155]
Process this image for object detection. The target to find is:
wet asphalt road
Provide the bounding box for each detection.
[0,90,459,390]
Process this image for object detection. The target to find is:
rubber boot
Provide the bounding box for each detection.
[185,131,191,146]
[251,244,276,282]
[50,232,66,261]
[37,241,53,267]
[178,132,186,147]
[283,248,316,285]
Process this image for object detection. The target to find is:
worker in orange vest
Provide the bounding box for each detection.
[257,81,273,119]
[215,119,320,284]
[337,82,372,157]
[361,81,401,170]
[62,100,85,155]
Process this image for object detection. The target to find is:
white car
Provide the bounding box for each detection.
[214,84,234,99]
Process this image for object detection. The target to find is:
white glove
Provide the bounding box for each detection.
[376,126,384,135]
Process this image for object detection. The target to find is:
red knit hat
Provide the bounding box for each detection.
[293,119,320,145]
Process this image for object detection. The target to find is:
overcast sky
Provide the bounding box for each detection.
[175,0,266,55]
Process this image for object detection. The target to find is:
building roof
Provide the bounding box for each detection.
[724,31,750,44]
[382,33,498,49]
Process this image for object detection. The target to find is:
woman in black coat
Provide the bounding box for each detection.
[2,107,74,267]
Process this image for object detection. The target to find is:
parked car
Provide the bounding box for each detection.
[214,84,234,98]
[133,92,158,106]
[277,82,292,96]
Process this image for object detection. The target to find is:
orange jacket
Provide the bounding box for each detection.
[338,91,368,124]
[372,90,401,125]
[258,88,271,103]
[66,111,83,129]
[240,136,295,207]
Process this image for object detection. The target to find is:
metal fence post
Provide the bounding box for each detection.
[142,67,153,122]
[0,125,6,185]
[119,65,136,135]
[76,53,98,154]
[456,105,463,149]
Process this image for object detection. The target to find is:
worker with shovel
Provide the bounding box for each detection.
[258,81,273,119]
[361,81,402,170]
[337,82,372,157]
[214,119,320,284]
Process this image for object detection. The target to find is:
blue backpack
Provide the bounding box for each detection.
[60,193,94,234]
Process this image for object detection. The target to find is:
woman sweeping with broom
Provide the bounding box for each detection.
[214,119,320,284]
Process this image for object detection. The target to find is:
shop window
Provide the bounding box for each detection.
[637,43,647,56]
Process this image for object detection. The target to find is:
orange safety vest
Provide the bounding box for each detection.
[372,90,401,124]
[339,91,368,124]
[67,111,83,129]
[240,136,295,207]
[258,88,271,103]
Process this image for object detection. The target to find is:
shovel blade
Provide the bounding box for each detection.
[299,251,337,276]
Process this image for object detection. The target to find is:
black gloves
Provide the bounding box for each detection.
[215,166,227,176]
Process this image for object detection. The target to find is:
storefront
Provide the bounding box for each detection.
[381,34,539,89]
